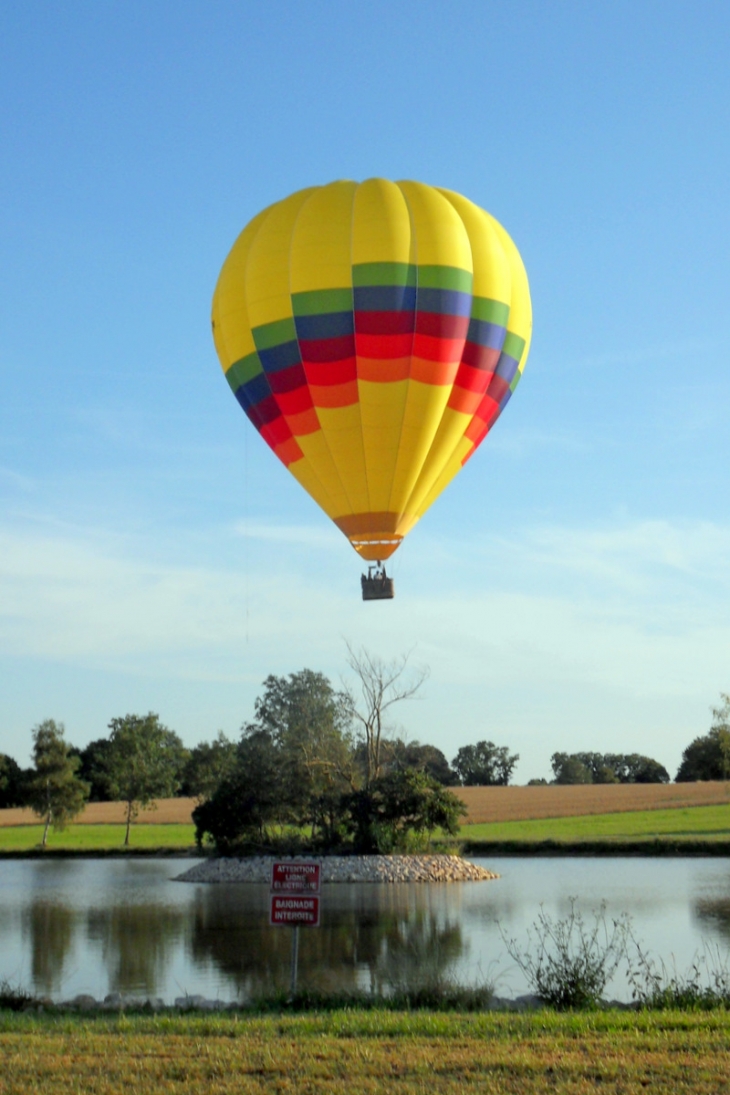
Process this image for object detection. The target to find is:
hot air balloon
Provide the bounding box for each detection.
[211,179,531,599]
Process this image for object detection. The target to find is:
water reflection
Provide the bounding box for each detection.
[694,898,730,943]
[23,901,76,994]
[188,883,465,999]
[368,906,464,994]
[87,904,186,995]
[3,858,730,1003]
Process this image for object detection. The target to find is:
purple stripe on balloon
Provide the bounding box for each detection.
[258,340,302,375]
[494,351,519,384]
[466,317,506,350]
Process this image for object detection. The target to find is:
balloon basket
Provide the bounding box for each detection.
[361,565,395,601]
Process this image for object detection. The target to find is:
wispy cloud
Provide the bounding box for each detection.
[1,512,728,783]
[233,520,341,551]
[0,466,36,492]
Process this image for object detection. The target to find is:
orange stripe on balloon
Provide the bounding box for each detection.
[410,357,460,386]
[274,437,304,466]
[357,358,411,382]
[447,387,484,415]
[310,380,360,408]
[287,406,321,436]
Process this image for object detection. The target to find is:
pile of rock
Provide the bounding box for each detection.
[174,854,499,885]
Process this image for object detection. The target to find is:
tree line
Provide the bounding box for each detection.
[1,658,728,849]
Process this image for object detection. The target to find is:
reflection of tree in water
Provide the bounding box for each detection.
[87,904,185,995]
[189,883,465,1001]
[23,900,76,995]
[368,907,464,994]
[694,897,730,943]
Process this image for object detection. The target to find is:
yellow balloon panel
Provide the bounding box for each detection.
[211,179,531,561]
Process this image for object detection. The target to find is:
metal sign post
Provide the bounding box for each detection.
[270,861,322,997]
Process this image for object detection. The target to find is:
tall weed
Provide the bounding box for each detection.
[627,937,730,1010]
[501,899,630,1009]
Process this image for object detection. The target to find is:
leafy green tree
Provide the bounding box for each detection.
[104,713,187,845]
[252,669,355,826]
[551,751,670,784]
[676,695,730,782]
[344,769,466,854]
[26,720,89,846]
[605,753,669,784]
[181,732,238,801]
[380,739,459,785]
[451,740,519,786]
[551,754,593,784]
[0,752,27,808]
[72,737,114,801]
[192,728,281,850]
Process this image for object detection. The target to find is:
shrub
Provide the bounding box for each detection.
[501,899,630,1009]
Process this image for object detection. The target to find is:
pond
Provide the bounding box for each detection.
[1,856,730,1003]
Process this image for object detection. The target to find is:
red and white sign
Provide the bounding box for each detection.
[270,894,320,927]
[271,860,321,895]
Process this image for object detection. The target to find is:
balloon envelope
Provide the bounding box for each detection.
[212,179,531,561]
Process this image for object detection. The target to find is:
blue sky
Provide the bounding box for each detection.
[1,1,729,780]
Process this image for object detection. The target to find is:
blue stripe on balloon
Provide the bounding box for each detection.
[258,340,302,375]
[294,311,354,341]
[495,352,519,384]
[237,371,272,408]
[416,288,472,317]
[466,317,506,350]
[354,285,417,312]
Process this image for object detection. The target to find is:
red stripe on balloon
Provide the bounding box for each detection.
[299,335,357,363]
[412,333,466,363]
[355,311,414,335]
[461,342,501,372]
[276,385,315,416]
[415,313,469,339]
[305,358,357,386]
[355,332,414,359]
[452,361,494,394]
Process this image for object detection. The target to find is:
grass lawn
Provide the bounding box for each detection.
[1,1009,730,1093]
[0,823,197,852]
[3,803,730,854]
[460,803,730,843]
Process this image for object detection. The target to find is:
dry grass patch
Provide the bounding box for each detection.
[457,781,730,825]
[0,798,197,828]
[3,785,730,830]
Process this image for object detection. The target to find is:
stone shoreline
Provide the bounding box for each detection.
[174,854,499,885]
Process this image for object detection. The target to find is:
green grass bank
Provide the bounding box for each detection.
[1,802,730,856]
[1,1009,730,1094]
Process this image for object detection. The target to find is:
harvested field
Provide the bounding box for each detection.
[1,783,729,831]
[457,781,730,824]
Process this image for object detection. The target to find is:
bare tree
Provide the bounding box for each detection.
[343,643,429,787]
